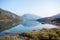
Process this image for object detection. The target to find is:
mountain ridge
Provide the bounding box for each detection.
[21,14,40,27]
[37,13,60,25]
[0,8,23,32]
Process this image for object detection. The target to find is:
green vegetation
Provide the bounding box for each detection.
[0,28,60,40]
[22,28,60,40]
[0,36,20,40]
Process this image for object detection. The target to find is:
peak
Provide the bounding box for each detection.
[22,14,37,16]
[0,8,10,13]
[22,13,40,20]
[54,13,60,16]
[22,14,41,17]
[0,8,6,11]
[57,13,60,15]
[0,8,3,10]
[0,8,4,11]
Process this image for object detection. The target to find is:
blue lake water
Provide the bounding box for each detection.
[7,23,59,33]
[0,23,59,36]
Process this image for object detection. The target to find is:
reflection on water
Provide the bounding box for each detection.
[0,23,59,36]
[7,23,59,33]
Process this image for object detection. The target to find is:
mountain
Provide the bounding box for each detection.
[50,18,60,25]
[37,13,60,25]
[37,13,60,22]
[51,13,60,19]
[22,14,40,27]
[50,13,60,25]
[51,18,60,22]
[22,14,40,20]
[37,17,51,23]
[0,8,23,32]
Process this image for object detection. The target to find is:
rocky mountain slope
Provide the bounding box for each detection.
[0,8,23,32]
[37,13,60,25]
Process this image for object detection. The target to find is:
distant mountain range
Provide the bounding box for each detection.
[22,14,40,20]
[37,13,60,25]
[22,14,40,27]
[51,13,60,19]
[0,8,23,32]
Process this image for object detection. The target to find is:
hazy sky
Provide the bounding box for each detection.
[0,0,60,17]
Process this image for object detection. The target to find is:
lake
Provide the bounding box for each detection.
[8,23,59,33]
[0,23,59,36]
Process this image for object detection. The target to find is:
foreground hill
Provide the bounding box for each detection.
[0,8,23,32]
[0,28,60,40]
[22,28,60,40]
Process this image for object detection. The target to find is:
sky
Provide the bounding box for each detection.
[0,0,60,17]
